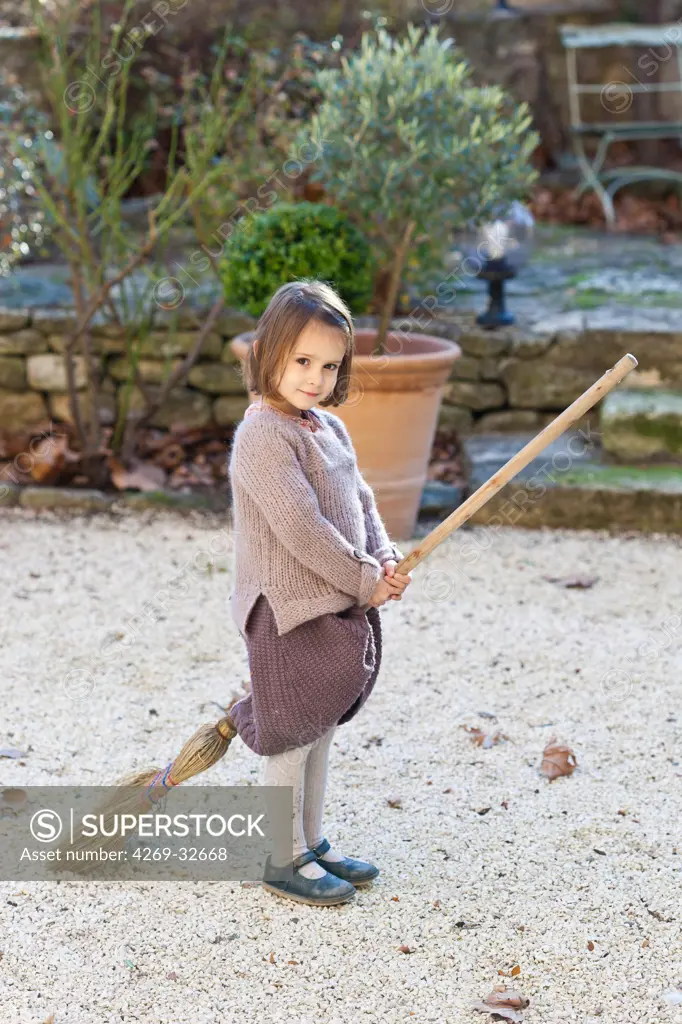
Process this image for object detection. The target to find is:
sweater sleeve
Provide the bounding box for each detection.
[324,411,405,565]
[232,420,383,605]
[355,467,405,566]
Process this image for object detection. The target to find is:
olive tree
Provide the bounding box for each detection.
[298,23,540,354]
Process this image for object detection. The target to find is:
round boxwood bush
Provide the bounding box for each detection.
[219,201,375,318]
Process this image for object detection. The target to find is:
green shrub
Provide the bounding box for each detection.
[219,201,375,317]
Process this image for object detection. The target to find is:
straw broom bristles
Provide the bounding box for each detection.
[55,712,239,870]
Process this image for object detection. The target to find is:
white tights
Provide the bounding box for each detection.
[261,725,344,879]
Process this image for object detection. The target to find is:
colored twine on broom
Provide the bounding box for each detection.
[55,712,239,870]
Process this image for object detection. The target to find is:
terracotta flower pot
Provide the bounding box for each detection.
[229,327,461,542]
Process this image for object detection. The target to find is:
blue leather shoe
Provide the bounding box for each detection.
[310,837,380,885]
[261,849,356,907]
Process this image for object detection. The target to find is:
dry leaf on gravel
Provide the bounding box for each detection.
[108,457,166,492]
[539,736,578,780]
[398,944,414,954]
[542,574,599,589]
[473,984,529,1022]
[498,965,521,977]
[1,789,27,809]
[462,725,508,748]
[387,797,402,808]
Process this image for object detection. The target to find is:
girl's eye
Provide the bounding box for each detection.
[296,358,338,370]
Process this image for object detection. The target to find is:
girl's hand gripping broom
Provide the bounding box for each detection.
[61,353,637,864]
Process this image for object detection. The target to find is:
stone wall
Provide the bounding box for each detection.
[423,315,682,434]
[2,305,680,437]
[0,306,256,434]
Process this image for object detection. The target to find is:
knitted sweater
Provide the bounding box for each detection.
[228,400,405,637]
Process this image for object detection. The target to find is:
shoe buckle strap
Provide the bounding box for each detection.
[292,849,318,870]
[311,837,331,857]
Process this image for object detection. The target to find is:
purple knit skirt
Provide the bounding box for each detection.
[229,595,382,756]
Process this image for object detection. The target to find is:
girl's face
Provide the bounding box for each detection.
[271,319,347,416]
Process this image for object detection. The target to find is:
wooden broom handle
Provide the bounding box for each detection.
[367,352,638,592]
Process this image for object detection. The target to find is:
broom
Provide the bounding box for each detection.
[59,353,638,865]
[56,702,240,864]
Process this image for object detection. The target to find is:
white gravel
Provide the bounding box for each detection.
[0,507,681,1024]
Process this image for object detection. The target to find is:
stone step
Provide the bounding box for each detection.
[418,430,682,533]
[600,388,682,461]
[466,461,682,534]
[418,428,600,515]
[462,428,599,492]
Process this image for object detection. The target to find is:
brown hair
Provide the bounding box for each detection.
[242,280,355,407]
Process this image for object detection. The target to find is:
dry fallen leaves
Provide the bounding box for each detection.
[426,431,466,486]
[462,725,509,749]
[531,182,682,236]
[539,736,578,781]
[473,984,530,1022]
[387,797,402,809]
[497,965,521,977]
[398,944,414,954]
[29,435,72,484]
[154,442,185,471]
[108,456,167,492]
[1,789,27,810]
[542,574,599,589]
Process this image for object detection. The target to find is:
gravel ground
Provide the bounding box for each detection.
[0,508,681,1024]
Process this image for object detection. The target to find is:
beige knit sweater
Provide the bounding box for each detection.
[228,401,405,637]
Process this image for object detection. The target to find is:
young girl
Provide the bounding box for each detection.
[226,279,412,907]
